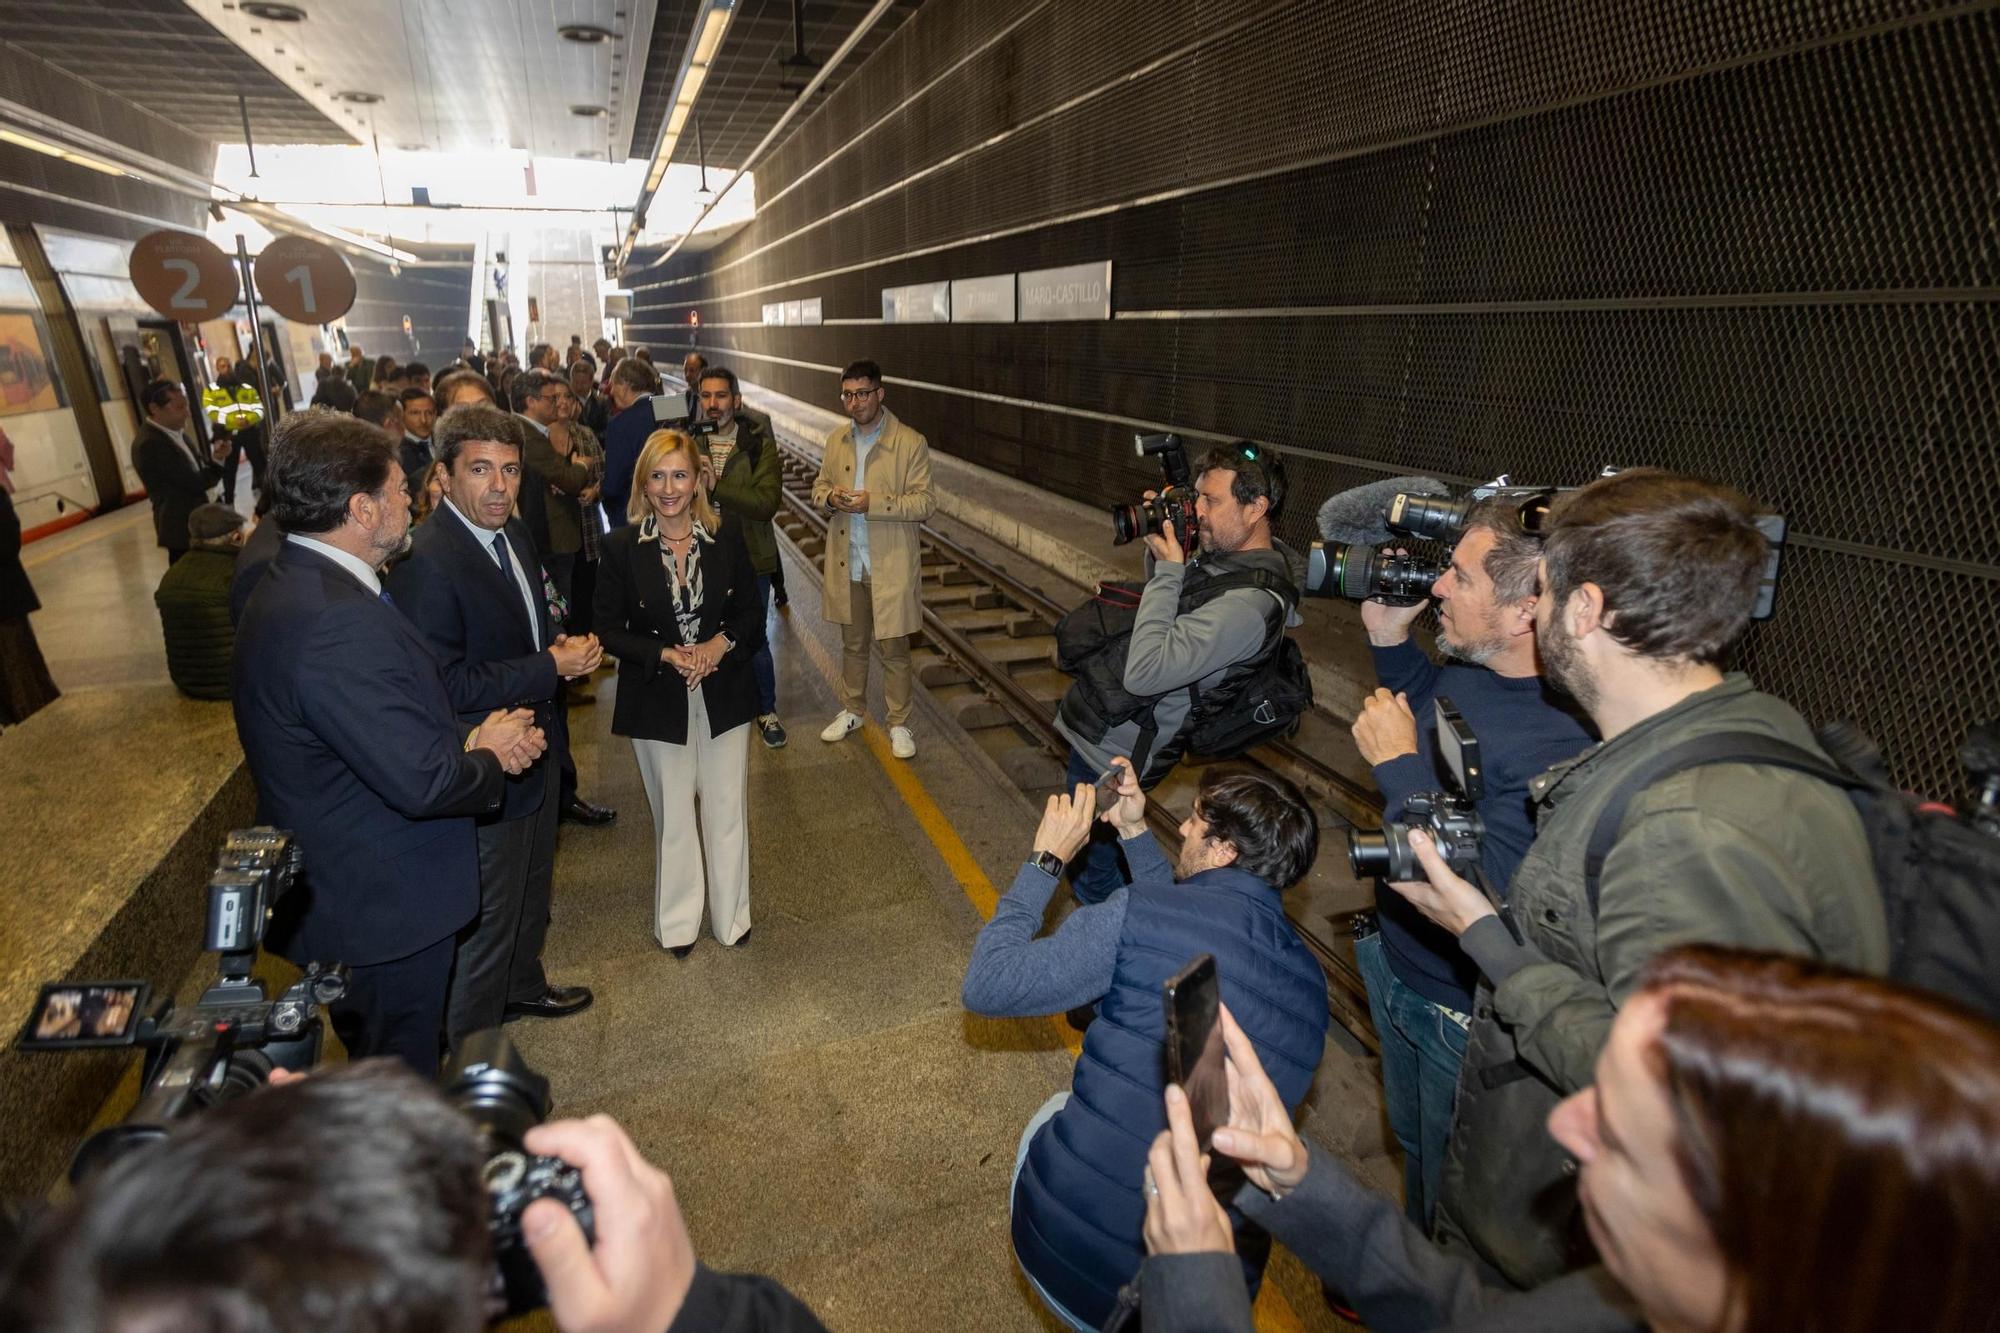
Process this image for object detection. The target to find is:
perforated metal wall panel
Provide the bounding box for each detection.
[630,0,2000,802]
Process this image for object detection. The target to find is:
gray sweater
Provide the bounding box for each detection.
[1137,1148,1642,1333]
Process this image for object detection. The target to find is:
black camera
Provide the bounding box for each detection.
[1110,433,1200,551]
[1347,700,1486,882]
[1386,480,1571,544]
[1301,542,1444,604]
[443,1030,596,1319]
[18,829,349,1182]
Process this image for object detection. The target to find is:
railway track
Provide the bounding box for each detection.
[768,440,1386,1050]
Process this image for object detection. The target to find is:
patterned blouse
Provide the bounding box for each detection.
[637,511,714,644]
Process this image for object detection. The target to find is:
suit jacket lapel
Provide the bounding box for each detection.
[631,529,680,645]
[438,506,538,650]
[504,522,548,649]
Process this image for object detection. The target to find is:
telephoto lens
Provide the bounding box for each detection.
[1302,542,1441,604]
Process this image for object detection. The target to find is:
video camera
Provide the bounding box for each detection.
[1347,700,1487,882]
[17,828,348,1182]
[1110,433,1200,552]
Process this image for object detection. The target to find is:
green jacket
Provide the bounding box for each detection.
[154,546,239,700]
[707,413,781,575]
[1436,673,1888,1287]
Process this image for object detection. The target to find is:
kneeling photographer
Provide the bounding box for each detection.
[1055,436,1302,905]
[1383,468,1888,1289]
[0,1059,829,1333]
[1342,498,1594,1233]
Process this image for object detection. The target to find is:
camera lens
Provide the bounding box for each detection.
[1345,825,1415,881]
[442,1030,551,1152]
[1387,493,1475,542]
[1110,497,1166,546]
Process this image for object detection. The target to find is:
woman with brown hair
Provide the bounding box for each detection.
[594,429,765,956]
[1138,945,2000,1332]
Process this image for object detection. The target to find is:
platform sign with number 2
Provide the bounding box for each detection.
[128,230,240,323]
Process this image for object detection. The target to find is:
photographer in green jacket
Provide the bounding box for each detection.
[695,366,787,750]
[1382,468,1888,1289]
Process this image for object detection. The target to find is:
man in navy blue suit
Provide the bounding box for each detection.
[386,403,597,1048]
[234,412,546,1075]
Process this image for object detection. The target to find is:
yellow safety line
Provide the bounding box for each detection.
[780,550,1305,1333]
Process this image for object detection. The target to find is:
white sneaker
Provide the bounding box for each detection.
[890,726,916,759]
[820,710,863,743]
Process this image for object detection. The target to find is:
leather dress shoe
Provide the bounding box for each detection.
[561,796,617,826]
[669,944,695,959]
[503,985,594,1021]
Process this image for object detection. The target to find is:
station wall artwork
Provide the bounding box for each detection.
[0,312,62,416]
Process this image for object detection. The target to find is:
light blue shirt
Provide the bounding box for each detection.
[848,414,885,583]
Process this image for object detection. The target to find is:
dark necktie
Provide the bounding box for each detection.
[491,531,515,585]
[379,588,396,608]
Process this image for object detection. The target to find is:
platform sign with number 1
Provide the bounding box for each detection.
[129,231,240,323]
[252,235,357,325]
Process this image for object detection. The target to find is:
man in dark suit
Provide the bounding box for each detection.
[386,403,597,1046]
[131,380,226,564]
[234,411,546,1075]
[398,387,437,504]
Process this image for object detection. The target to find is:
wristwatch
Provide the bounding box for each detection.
[1026,849,1065,878]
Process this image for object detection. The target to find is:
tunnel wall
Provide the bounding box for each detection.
[628,0,2000,799]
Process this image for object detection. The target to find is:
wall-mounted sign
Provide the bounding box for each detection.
[762,302,783,326]
[800,297,822,326]
[950,273,1015,323]
[881,281,950,324]
[783,299,804,325]
[128,230,239,323]
[1018,260,1112,322]
[252,234,357,324]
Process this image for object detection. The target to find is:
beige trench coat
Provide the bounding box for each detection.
[810,409,935,639]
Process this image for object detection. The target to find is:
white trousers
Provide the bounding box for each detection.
[631,686,753,947]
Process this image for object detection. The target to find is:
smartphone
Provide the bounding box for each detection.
[17,980,150,1051]
[1163,954,1226,1151]
[1093,766,1128,809]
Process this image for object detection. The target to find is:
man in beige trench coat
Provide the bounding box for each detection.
[810,359,935,759]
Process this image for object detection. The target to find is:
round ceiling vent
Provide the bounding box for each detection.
[241,2,307,20]
[557,23,614,44]
[333,90,383,104]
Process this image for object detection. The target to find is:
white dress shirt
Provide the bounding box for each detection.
[286,533,382,595]
[441,496,542,645]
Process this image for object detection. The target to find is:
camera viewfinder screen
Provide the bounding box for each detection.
[18,982,148,1050]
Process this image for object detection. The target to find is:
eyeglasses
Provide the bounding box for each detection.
[838,387,880,402]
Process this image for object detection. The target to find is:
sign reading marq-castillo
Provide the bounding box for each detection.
[1018,261,1111,321]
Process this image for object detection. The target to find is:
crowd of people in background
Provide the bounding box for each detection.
[3,326,1994,1333]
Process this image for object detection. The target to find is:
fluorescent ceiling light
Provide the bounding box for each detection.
[0,127,131,177]
[692,8,731,65]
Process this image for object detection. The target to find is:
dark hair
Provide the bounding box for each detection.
[610,357,659,396]
[140,378,182,412]
[352,390,400,430]
[266,410,395,534]
[307,378,357,412]
[402,361,430,380]
[526,342,554,371]
[632,346,653,364]
[433,403,521,473]
[372,354,397,380]
[1463,496,1543,605]
[1541,468,1768,666]
[1637,945,2000,1333]
[1190,767,1318,888]
[0,1062,489,1333]
[697,365,739,396]
[840,359,882,384]
[509,368,563,413]
[432,368,496,409]
[569,354,596,375]
[1195,442,1287,522]
[398,387,435,408]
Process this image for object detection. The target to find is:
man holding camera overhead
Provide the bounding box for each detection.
[1053,439,1298,905]
[1344,496,1595,1236]
[1381,468,1886,1288]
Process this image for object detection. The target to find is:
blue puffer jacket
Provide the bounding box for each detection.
[1011,867,1330,1327]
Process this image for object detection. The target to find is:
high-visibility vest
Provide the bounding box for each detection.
[203,382,263,432]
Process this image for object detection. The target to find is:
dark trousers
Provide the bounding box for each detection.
[220,426,267,503]
[750,574,777,715]
[1064,748,1130,905]
[569,554,598,636]
[447,780,557,1049]
[329,933,455,1077]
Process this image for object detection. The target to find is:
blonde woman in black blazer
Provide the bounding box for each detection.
[595,429,766,955]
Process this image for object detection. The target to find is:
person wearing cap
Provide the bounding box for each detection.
[155,502,251,700]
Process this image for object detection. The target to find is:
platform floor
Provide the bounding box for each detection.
[11,470,1370,1331]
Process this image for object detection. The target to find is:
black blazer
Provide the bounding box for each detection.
[398,435,434,503]
[131,422,221,551]
[385,509,561,822]
[595,517,765,744]
[233,541,503,967]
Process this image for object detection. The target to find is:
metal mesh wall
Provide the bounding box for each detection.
[629,0,2000,801]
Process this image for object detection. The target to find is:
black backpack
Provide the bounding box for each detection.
[1582,723,2000,1023]
[1054,569,1309,784]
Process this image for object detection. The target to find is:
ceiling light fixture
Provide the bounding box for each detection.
[570,104,608,118]
[0,127,132,177]
[333,90,383,104]
[241,2,307,20]
[557,23,614,44]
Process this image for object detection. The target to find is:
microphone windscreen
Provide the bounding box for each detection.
[1316,475,1451,545]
